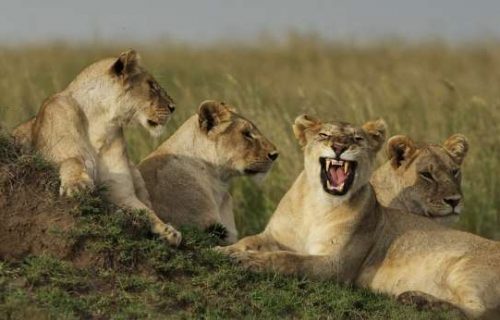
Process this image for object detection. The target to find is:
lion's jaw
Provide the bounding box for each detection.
[304,142,375,206]
[131,103,168,138]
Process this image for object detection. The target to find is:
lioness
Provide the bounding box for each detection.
[12,50,181,246]
[371,134,468,225]
[218,115,500,319]
[138,100,278,243]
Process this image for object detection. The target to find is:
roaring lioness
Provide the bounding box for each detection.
[218,115,500,319]
[138,100,278,243]
[12,50,181,246]
[371,134,468,225]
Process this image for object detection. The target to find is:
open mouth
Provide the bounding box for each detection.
[320,157,356,195]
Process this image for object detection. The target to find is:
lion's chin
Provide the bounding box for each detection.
[138,116,167,138]
[430,213,460,226]
[249,172,268,184]
[147,123,166,138]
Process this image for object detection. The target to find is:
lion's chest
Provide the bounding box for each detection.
[304,222,348,255]
[87,124,119,153]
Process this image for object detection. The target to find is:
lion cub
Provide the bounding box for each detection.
[12,50,181,246]
[138,100,278,243]
[371,134,468,225]
[219,115,500,319]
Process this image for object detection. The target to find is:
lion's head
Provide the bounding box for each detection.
[293,115,387,199]
[197,100,278,177]
[372,134,468,223]
[107,50,175,137]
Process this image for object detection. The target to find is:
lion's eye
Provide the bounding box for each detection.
[243,130,253,140]
[319,133,330,139]
[452,169,460,177]
[354,135,365,142]
[419,171,434,181]
[147,80,157,91]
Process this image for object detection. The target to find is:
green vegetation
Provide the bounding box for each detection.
[0,37,498,318]
[0,124,456,319]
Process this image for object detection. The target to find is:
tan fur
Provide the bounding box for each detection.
[138,100,278,243]
[218,116,500,319]
[12,50,181,246]
[12,117,36,149]
[371,134,468,225]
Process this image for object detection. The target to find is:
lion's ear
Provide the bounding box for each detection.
[198,100,232,133]
[443,134,468,165]
[387,135,417,168]
[362,119,387,152]
[111,49,141,77]
[293,114,321,146]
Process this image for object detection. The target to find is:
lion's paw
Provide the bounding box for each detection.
[227,251,268,272]
[59,173,94,197]
[156,223,182,247]
[397,291,464,317]
[213,244,243,255]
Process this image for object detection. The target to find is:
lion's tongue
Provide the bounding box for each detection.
[329,166,347,187]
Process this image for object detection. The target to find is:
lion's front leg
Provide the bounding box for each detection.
[128,160,152,208]
[218,193,238,244]
[32,98,97,196]
[227,250,336,280]
[99,135,181,247]
[215,233,282,254]
[59,157,95,196]
[397,291,466,318]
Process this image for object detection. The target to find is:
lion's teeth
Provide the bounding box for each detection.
[326,179,332,190]
[344,162,349,173]
[333,182,344,191]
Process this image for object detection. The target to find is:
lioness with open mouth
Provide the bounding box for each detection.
[217,115,500,319]
[138,100,278,243]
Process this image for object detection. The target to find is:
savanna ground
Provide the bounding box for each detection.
[0,36,499,318]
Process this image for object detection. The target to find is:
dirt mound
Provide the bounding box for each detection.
[0,133,78,261]
[0,132,180,270]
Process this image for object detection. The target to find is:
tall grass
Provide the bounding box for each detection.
[0,38,498,239]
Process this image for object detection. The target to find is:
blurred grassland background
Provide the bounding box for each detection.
[0,36,499,239]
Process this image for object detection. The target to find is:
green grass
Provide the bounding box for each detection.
[0,133,457,319]
[0,252,456,319]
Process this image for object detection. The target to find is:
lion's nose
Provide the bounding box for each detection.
[444,196,461,209]
[268,151,279,161]
[332,143,347,157]
[168,103,176,112]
